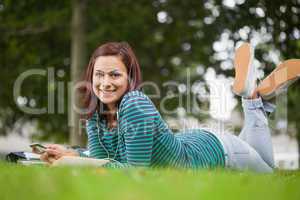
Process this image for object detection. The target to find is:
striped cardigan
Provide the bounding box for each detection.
[81,90,225,169]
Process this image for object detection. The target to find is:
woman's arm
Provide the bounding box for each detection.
[119,92,158,167]
[37,144,79,163]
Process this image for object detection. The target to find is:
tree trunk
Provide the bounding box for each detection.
[296,124,300,168]
[298,136,300,168]
[69,0,87,146]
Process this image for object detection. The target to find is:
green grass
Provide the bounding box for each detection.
[1,162,300,200]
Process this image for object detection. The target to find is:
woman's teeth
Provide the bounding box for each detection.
[101,90,116,94]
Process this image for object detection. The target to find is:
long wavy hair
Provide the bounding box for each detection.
[80,42,142,119]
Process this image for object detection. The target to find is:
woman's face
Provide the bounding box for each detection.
[92,56,129,110]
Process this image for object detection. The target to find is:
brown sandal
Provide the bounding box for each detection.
[232,42,256,97]
[255,59,300,99]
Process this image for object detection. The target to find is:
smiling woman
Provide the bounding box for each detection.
[35,42,300,172]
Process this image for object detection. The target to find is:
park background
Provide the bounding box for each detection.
[0,0,299,169]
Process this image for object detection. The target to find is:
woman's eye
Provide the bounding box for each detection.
[111,73,120,78]
[95,73,103,77]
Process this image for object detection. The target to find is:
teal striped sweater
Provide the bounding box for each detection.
[82,90,225,169]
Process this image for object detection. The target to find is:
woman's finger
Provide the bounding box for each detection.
[40,151,58,164]
[47,144,66,152]
[47,144,60,149]
[48,157,56,164]
[46,149,60,155]
[46,149,63,160]
[40,152,52,163]
[40,153,47,162]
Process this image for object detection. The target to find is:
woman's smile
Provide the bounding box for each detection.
[100,89,117,96]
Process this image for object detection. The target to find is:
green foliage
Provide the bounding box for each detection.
[0,0,70,141]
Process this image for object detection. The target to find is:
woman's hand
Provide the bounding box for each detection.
[34,144,79,164]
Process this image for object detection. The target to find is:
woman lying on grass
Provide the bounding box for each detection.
[35,42,300,172]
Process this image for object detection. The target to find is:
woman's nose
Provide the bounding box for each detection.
[100,75,112,87]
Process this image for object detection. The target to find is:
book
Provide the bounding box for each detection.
[52,156,110,167]
[18,160,46,165]
[6,152,41,163]
[7,151,109,167]
[23,152,41,160]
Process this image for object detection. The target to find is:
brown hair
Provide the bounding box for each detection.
[80,41,142,119]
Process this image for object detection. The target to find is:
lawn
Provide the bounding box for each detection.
[1,162,300,200]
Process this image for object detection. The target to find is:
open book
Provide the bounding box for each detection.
[8,151,109,167]
[51,156,110,167]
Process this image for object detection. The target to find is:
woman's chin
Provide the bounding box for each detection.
[99,98,117,105]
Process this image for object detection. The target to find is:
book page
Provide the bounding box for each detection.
[52,156,110,167]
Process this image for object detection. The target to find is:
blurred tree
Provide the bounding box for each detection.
[0,0,71,142]
[69,0,87,146]
[212,0,300,165]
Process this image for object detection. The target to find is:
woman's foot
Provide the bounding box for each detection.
[254,59,300,100]
[232,42,257,98]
